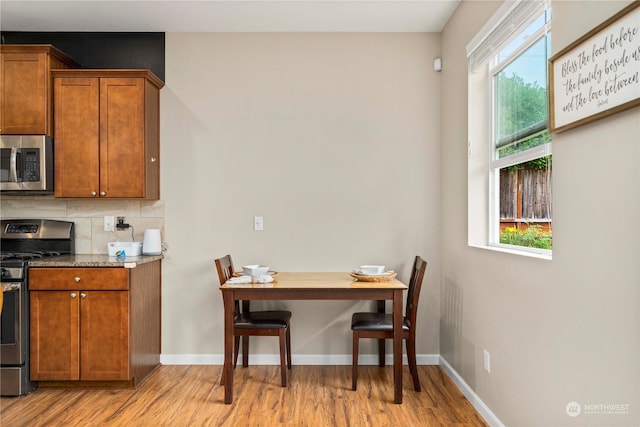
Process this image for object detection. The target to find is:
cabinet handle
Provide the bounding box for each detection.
[80,293,87,299]
[91,191,97,197]
[74,276,81,283]
[100,191,106,196]
[70,293,77,299]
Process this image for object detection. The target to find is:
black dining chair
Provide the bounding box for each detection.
[351,255,427,391]
[215,254,292,387]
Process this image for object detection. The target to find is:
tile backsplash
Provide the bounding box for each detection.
[0,196,164,255]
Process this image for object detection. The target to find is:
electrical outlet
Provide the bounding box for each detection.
[104,216,115,232]
[483,350,491,373]
[253,216,264,231]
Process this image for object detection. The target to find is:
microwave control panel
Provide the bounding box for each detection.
[21,149,40,182]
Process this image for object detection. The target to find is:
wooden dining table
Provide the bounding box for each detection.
[220,272,408,404]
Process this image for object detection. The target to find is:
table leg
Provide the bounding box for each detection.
[377,300,385,366]
[392,289,403,404]
[222,290,234,404]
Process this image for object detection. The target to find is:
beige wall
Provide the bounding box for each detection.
[441,1,639,425]
[0,33,441,360]
[161,33,442,358]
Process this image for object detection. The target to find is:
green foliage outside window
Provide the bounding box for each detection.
[500,225,552,249]
[495,73,548,141]
[496,72,552,170]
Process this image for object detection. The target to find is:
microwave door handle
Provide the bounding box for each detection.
[9,147,18,182]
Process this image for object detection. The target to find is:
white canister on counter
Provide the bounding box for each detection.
[142,229,162,255]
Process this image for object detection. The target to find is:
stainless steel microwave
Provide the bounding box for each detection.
[0,136,53,194]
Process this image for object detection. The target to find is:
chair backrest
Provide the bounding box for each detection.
[214,254,235,285]
[215,254,247,315]
[405,256,427,327]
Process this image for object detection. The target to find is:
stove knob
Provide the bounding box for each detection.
[0,268,7,279]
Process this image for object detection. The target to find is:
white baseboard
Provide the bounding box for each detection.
[160,353,440,366]
[161,353,223,365]
[439,356,505,427]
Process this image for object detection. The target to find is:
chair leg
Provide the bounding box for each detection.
[279,329,287,387]
[352,332,359,391]
[378,339,385,367]
[233,336,240,368]
[406,337,421,392]
[242,336,250,367]
[286,326,292,369]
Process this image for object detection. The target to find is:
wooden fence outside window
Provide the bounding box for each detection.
[500,168,552,232]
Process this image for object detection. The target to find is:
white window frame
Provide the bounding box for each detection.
[467,0,553,259]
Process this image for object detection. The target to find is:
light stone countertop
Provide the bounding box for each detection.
[27,254,163,268]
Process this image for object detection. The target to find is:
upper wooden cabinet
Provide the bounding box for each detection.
[0,45,80,136]
[53,69,164,199]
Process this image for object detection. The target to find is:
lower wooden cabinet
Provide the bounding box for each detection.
[30,290,130,381]
[29,262,160,386]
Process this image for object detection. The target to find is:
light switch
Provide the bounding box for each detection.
[253,216,264,231]
[104,216,115,232]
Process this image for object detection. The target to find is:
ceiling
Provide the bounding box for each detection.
[0,0,461,33]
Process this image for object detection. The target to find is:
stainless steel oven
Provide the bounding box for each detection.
[0,135,53,193]
[0,219,74,396]
[0,277,31,395]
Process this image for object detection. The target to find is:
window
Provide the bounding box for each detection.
[467,0,552,257]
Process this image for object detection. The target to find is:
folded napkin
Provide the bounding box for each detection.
[227,275,274,284]
[227,276,251,284]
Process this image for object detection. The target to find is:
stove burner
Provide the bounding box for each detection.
[0,251,62,262]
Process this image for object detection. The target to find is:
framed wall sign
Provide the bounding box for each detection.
[549,1,640,133]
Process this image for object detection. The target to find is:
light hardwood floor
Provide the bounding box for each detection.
[1,365,488,426]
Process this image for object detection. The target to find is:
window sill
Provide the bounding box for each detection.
[468,243,552,260]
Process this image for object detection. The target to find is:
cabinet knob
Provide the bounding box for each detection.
[151,157,157,163]
[80,293,87,299]
[91,191,97,197]
[74,276,81,283]
[70,293,77,299]
[100,191,106,196]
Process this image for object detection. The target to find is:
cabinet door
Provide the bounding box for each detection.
[80,291,130,381]
[99,78,145,198]
[30,291,80,381]
[0,52,48,135]
[54,77,100,197]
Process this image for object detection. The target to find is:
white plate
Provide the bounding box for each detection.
[353,270,394,276]
[237,271,276,276]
